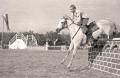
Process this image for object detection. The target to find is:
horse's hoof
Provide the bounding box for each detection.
[67,66,70,69]
[60,61,64,64]
[67,65,71,69]
[61,62,64,64]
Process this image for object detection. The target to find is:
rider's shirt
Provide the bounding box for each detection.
[69,10,89,26]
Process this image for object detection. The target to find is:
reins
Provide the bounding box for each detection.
[72,26,81,40]
[71,12,83,40]
[63,12,84,40]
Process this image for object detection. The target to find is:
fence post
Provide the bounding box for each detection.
[46,41,48,51]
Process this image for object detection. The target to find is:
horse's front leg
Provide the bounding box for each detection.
[61,42,74,64]
[67,44,78,69]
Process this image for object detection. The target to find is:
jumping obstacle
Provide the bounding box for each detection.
[89,39,120,76]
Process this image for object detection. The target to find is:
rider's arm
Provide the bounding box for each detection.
[77,12,89,26]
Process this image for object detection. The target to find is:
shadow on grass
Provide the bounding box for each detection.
[68,65,91,73]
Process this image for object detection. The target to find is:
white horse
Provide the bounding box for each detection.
[56,17,88,68]
[56,17,118,68]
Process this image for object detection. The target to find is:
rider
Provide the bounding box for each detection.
[64,4,89,33]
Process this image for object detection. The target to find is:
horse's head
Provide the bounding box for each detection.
[56,16,72,33]
[56,18,67,33]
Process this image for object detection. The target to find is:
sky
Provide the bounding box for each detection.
[0,0,120,33]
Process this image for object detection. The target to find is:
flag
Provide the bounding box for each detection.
[3,14,10,31]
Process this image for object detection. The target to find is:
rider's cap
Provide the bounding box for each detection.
[69,4,76,9]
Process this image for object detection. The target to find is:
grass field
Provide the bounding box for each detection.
[0,49,119,78]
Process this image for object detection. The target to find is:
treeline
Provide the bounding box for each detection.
[0,31,71,46]
[0,31,120,46]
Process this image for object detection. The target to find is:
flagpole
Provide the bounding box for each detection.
[1,15,4,48]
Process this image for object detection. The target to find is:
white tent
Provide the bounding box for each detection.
[9,33,27,49]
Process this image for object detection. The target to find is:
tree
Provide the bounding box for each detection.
[34,33,46,46]
[56,34,70,46]
[45,31,58,45]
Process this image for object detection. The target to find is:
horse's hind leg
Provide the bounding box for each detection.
[61,42,74,64]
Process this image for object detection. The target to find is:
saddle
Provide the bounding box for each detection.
[81,26,88,34]
[88,21,99,32]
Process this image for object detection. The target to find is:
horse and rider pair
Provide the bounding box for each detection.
[56,4,118,69]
